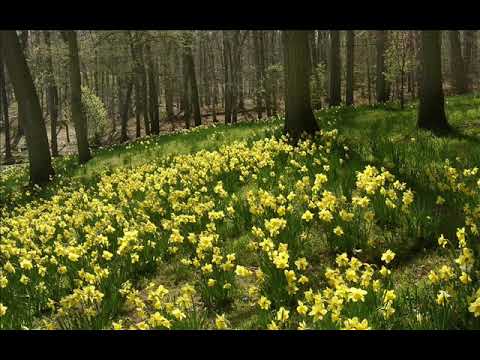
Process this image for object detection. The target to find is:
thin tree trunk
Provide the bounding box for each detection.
[120,77,133,142]
[0,50,13,163]
[15,30,28,143]
[185,41,201,127]
[146,42,159,134]
[345,30,355,105]
[329,31,341,106]
[182,47,192,129]
[253,31,263,119]
[376,31,390,103]
[222,31,232,124]
[260,31,272,117]
[44,30,59,157]
[366,33,372,105]
[63,30,91,164]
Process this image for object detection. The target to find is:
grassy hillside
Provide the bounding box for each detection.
[1,94,479,330]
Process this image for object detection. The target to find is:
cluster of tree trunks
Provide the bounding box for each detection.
[0,31,54,184]
[1,29,474,185]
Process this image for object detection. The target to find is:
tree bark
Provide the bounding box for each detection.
[252,31,263,119]
[376,31,390,103]
[283,31,319,142]
[222,31,232,124]
[145,42,160,134]
[417,31,450,133]
[44,30,59,157]
[463,30,476,92]
[0,48,13,163]
[0,31,54,184]
[120,76,133,142]
[345,31,355,105]
[449,30,468,95]
[259,31,272,117]
[184,35,201,127]
[64,30,91,164]
[329,31,341,106]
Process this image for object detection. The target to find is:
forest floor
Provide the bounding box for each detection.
[1,94,480,330]
[0,100,273,167]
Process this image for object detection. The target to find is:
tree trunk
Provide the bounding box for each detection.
[283,31,319,142]
[64,30,91,164]
[185,39,201,127]
[463,30,477,91]
[0,49,13,163]
[417,31,450,133]
[146,43,159,135]
[376,31,390,103]
[0,31,54,184]
[345,30,355,105]
[449,30,468,95]
[366,33,372,105]
[164,40,174,120]
[139,44,150,136]
[260,31,272,117]
[15,30,28,143]
[182,47,192,129]
[44,30,59,157]
[252,31,263,119]
[208,32,218,123]
[222,31,232,124]
[269,31,278,116]
[120,77,133,142]
[329,31,341,107]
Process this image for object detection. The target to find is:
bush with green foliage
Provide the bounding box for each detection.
[81,86,108,145]
[63,87,108,145]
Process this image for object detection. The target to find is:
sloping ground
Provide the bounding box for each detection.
[1,94,480,330]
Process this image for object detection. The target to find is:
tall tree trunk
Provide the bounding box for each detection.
[449,30,468,95]
[15,30,28,143]
[252,31,263,119]
[230,31,240,123]
[417,31,450,133]
[128,31,143,138]
[329,31,341,106]
[139,45,150,136]
[376,31,390,103]
[463,30,477,91]
[208,32,218,123]
[260,31,272,117]
[0,31,54,184]
[182,47,192,129]
[269,31,278,116]
[164,40,174,120]
[64,30,91,164]
[366,33,372,105]
[222,31,232,124]
[44,30,59,157]
[283,31,319,142]
[134,77,141,138]
[146,43,159,135]
[0,49,13,163]
[345,30,355,105]
[120,76,133,142]
[185,40,201,127]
